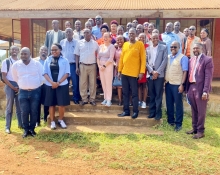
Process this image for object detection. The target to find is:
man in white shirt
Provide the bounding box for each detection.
[74,28,99,106]
[147,33,168,120]
[1,46,22,134]
[11,47,43,138]
[73,20,84,40]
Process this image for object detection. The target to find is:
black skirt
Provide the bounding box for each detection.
[44,84,70,106]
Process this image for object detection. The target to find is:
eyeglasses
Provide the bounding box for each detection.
[189,28,195,30]
[95,18,101,20]
[170,46,178,49]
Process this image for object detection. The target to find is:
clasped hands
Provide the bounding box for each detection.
[51,82,60,89]
[151,71,159,80]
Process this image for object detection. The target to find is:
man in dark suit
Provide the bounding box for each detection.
[147,33,168,120]
[186,43,214,139]
[44,20,65,54]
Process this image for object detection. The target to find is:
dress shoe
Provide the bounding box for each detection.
[29,130,37,137]
[118,112,130,117]
[90,101,96,106]
[147,115,155,119]
[186,129,197,134]
[131,112,139,119]
[22,131,29,138]
[174,126,182,132]
[193,133,205,139]
[5,129,11,134]
[129,103,133,106]
[169,123,175,127]
[80,101,88,106]
[73,100,79,104]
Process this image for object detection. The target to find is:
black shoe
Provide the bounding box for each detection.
[90,101,96,106]
[131,112,139,119]
[147,115,155,119]
[174,126,182,132]
[80,101,88,106]
[29,130,36,137]
[118,112,130,117]
[129,103,133,106]
[22,131,29,138]
[73,100,79,104]
[169,123,175,127]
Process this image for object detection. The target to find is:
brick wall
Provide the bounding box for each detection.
[213,18,220,78]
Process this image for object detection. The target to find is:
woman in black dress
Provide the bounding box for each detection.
[43,43,70,129]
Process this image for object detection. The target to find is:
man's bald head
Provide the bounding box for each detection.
[165,22,173,33]
[171,41,180,48]
[21,47,30,53]
[20,47,31,62]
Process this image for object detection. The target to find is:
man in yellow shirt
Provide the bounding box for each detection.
[118,28,146,119]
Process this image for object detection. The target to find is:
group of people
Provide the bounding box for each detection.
[1,15,214,140]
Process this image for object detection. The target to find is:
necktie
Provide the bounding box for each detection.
[189,56,198,83]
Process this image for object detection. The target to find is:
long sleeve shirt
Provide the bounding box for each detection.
[118,41,146,77]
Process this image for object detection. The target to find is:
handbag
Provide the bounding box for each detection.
[138,70,147,83]
[112,76,122,87]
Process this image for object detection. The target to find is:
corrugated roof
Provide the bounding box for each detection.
[0,0,220,10]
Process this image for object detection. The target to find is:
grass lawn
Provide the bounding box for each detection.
[0,112,220,175]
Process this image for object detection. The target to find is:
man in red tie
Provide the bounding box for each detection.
[186,43,214,139]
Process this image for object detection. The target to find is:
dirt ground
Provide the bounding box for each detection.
[0,133,132,175]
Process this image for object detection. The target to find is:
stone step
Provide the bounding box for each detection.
[40,125,164,135]
[64,102,149,114]
[48,112,160,127]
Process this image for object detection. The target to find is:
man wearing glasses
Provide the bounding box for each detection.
[92,15,103,39]
[165,41,188,132]
[184,26,200,59]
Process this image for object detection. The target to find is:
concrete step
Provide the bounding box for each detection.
[40,125,163,135]
[64,102,149,114]
[48,112,161,127]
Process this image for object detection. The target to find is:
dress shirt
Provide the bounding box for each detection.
[92,26,102,39]
[11,59,43,89]
[170,53,189,71]
[60,38,77,63]
[74,39,99,64]
[162,32,181,55]
[191,54,202,82]
[53,31,58,43]
[149,45,158,67]
[73,30,84,40]
[1,57,18,81]
[43,55,70,86]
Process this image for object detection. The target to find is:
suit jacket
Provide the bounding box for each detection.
[186,54,214,94]
[147,43,168,78]
[44,30,65,54]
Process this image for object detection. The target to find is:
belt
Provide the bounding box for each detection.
[189,82,196,84]
[80,62,96,66]
[69,62,75,64]
[20,87,39,91]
